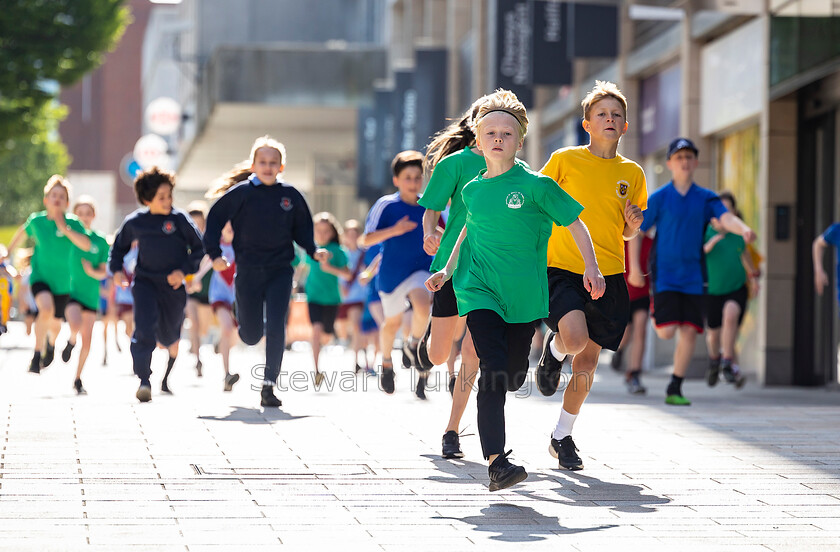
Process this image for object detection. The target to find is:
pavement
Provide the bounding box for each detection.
[0,320,839,551]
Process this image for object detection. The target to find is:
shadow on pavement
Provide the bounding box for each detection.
[515,471,671,513]
[436,503,616,542]
[198,406,310,424]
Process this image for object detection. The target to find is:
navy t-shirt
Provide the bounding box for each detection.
[363,193,432,294]
[640,182,727,295]
[823,223,840,302]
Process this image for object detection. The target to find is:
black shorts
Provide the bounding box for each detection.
[705,285,748,330]
[432,277,460,318]
[651,291,705,332]
[67,298,98,314]
[308,303,338,335]
[629,296,650,319]
[30,282,70,320]
[545,268,630,351]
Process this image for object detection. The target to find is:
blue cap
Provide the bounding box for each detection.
[667,137,698,159]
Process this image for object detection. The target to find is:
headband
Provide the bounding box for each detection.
[476,109,522,127]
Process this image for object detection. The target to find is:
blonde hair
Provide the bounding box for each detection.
[73,195,97,216]
[581,80,628,120]
[424,93,492,173]
[472,89,529,140]
[207,135,287,198]
[44,174,71,201]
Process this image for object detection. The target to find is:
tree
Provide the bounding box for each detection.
[0,0,130,142]
[0,103,71,227]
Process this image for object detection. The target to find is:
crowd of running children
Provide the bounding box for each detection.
[1,82,771,492]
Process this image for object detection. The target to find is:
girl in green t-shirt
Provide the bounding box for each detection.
[426,90,604,492]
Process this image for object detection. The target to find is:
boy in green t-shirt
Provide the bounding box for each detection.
[63,197,111,395]
[5,175,92,373]
[426,90,603,492]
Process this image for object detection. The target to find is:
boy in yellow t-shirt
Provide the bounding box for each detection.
[536,81,648,471]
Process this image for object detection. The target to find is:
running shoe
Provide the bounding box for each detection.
[706,357,721,387]
[74,378,87,395]
[665,394,691,406]
[380,366,395,394]
[28,353,40,374]
[442,430,464,459]
[223,373,240,392]
[61,341,75,363]
[195,359,203,378]
[161,378,172,395]
[536,330,565,396]
[549,435,583,470]
[721,361,746,388]
[415,374,427,400]
[260,385,282,407]
[488,450,527,492]
[625,372,646,395]
[314,371,325,388]
[136,384,152,403]
[416,324,434,373]
[402,340,418,369]
[41,341,55,368]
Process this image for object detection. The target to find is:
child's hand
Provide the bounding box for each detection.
[423,230,442,255]
[186,278,201,293]
[742,228,757,243]
[212,256,229,272]
[114,272,129,289]
[815,268,829,295]
[313,248,331,263]
[425,270,449,292]
[623,200,643,232]
[627,269,645,289]
[358,270,373,286]
[167,270,185,289]
[583,265,606,300]
[393,215,417,236]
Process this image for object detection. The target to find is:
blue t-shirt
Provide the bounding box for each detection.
[640,182,727,295]
[823,223,840,302]
[363,193,433,294]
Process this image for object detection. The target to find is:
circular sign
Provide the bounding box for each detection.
[119,153,144,186]
[145,97,182,135]
[133,134,169,169]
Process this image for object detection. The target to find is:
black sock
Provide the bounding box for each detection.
[667,375,684,396]
[164,356,176,379]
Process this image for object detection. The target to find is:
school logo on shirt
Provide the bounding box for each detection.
[616,180,629,199]
[506,192,525,209]
[280,197,293,211]
[90,245,99,255]
[162,220,176,234]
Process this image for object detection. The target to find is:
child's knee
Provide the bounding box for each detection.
[655,325,676,340]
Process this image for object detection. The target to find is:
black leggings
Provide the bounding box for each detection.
[235,265,294,384]
[466,309,535,459]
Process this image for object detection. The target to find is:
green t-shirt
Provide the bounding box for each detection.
[705,226,746,295]
[69,229,110,310]
[454,163,583,323]
[24,211,87,294]
[304,242,348,306]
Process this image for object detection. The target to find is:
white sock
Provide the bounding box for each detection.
[552,408,577,440]
[262,380,275,387]
[549,338,565,361]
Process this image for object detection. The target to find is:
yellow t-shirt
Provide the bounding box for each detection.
[541,146,648,276]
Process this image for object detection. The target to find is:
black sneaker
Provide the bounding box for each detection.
[415,375,427,400]
[448,374,456,396]
[707,357,721,387]
[42,341,55,368]
[28,353,41,374]
[195,359,203,378]
[402,340,418,369]
[61,341,75,363]
[610,348,624,372]
[416,324,434,373]
[442,430,464,459]
[721,361,746,388]
[260,385,282,407]
[160,379,172,394]
[74,378,87,395]
[136,383,152,403]
[549,435,584,470]
[380,366,395,394]
[536,331,565,397]
[223,373,240,392]
[488,450,527,492]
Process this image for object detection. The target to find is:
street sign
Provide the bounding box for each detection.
[133,134,169,169]
[145,97,182,136]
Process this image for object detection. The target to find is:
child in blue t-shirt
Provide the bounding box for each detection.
[361,150,434,397]
[631,138,755,406]
[814,223,840,302]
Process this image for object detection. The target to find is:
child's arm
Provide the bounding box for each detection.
[703,231,726,254]
[108,223,132,288]
[422,209,444,255]
[719,212,756,243]
[566,219,605,300]
[5,224,27,257]
[81,259,108,280]
[425,226,466,292]
[814,234,830,295]
[360,216,417,247]
[54,216,92,252]
[622,199,643,240]
[358,253,381,285]
[626,233,645,289]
